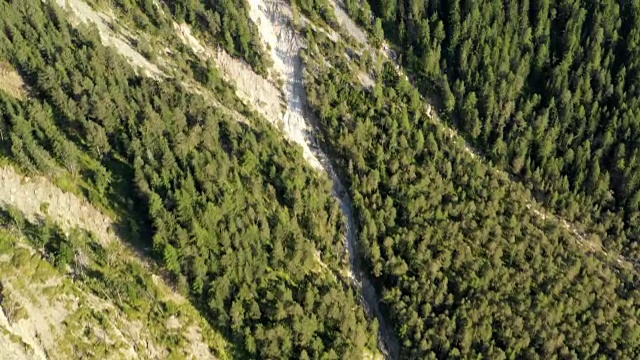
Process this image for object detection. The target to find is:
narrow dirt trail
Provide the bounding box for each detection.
[415,83,640,270]
[246,0,399,358]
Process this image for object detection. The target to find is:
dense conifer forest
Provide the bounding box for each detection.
[303,16,640,359]
[353,0,640,259]
[0,1,378,358]
[2,0,640,359]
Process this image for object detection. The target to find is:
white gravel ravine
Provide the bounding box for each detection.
[247,0,398,358]
[173,22,282,124]
[247,0,324,170]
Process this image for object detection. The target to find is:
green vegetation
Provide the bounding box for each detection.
[0,211,229,359]
[4,0,640,358]
[361,0,640,260]
[303,30,640,359]
[0,1,378,358]
[164,0,270,74]
[293,0,337,25]
[90,0,271,75]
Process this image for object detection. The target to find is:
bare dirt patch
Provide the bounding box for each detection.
[1,281,71,357]
[185,326,216,360]
[0,245,147,359]
[173,23,282,123]
[0,328,34,360]
[358,71,375,88]
[51,0,162,78]
[0,167,114,246]
[247,0,326,169]
[0,62,26,99]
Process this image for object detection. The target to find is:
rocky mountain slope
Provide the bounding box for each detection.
[2,0,640,359]
[0,0,382,358]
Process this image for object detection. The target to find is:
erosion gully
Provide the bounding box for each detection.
[246,0,400,358]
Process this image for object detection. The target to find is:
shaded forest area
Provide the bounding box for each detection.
[304,29,640,359]
[0,1,379,358]
[358,0,640,259]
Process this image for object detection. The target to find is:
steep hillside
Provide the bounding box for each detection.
[300,3,640,359]
[0,166,226,359]
[362,0,640,261]
[3,0,640,359]
[0,0,380,358]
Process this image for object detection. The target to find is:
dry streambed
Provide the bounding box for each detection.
[244,0,398,357]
